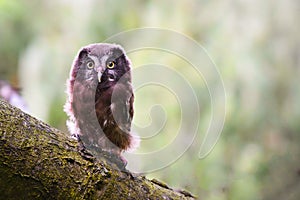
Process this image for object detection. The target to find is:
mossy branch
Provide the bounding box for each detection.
[0,100,196,199]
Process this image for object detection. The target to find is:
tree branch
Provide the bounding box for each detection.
[0,100,196,199]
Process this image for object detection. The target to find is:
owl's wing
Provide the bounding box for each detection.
[129,93,134,121]
[112,90,133,133]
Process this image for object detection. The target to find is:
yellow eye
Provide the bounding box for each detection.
[86,61,95,69]
[107,61,115,69]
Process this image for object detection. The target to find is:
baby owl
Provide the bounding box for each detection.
[64,43,139,161]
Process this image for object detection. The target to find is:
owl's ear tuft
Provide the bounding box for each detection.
[78,48,89,61]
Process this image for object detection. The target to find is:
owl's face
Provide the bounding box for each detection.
[71,43,131,90]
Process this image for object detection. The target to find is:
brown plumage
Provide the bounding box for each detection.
[64,43,139,161]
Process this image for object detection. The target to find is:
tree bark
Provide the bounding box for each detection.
[0,100,196,200]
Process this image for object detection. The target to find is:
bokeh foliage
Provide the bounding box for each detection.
[0,0,299,199]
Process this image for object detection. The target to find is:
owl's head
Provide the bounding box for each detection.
[69,43,132,90]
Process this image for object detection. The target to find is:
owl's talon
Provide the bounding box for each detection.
[104,152,127,171]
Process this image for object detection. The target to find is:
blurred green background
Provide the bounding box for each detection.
[0,0,299,199]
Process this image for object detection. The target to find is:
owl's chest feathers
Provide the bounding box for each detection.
[72,81,115,127]
[73,85,95,114]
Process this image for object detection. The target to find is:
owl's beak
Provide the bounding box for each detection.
[97,71,102,83]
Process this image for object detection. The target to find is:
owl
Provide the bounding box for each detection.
[64,43,139,163]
